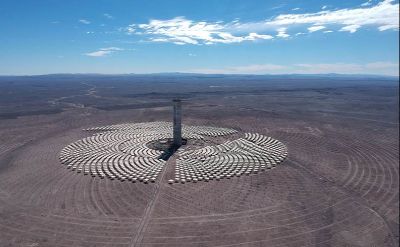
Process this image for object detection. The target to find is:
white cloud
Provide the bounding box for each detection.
[295,63,361,73]
[126,0,398,45]
[101,47,123,51]
[188,62,399,76]
[190,64,288,74]
[365,61,399,70]
[276,27,290,38]
[323,30,333,33]
[130,16,274,45]
[84,47,123,57]
[79,19,91,25]
[340,24,361,33]
[378,24,399,31]
[308,25,326,32]
[262,0,398,29]
[294,62,399,75]
[271,4,286,10]
[85,51,109,57]
[292,8,301,11]
[104,13,113,19]
[151,38,170,42]
[125,25,136,34]
[322,5,328,10]
[246,32,274,40]
[361,0,373,6]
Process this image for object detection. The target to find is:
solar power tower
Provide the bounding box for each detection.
[173,99,182,147]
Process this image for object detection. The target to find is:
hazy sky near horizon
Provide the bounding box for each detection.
[0,0,398,75]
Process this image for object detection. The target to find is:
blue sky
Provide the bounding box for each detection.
[0,0,398,75]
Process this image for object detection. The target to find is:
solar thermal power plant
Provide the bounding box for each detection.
[0,1,399,246]
[59,121,287,184]
[59,101,287,184]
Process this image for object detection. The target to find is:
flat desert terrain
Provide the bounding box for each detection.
[0,74,398,247]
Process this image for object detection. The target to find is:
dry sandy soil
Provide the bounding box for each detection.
[0,75,398,247]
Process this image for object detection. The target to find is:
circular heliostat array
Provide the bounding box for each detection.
[59,122,287,183]
[175,133,287,183]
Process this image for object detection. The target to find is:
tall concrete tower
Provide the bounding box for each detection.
[173,99,182,147]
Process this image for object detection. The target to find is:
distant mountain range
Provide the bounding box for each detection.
[0,72,398,80]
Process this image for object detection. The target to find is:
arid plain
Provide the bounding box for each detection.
[0,74,398,247]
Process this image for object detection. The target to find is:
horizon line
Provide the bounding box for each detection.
[0,72,398,78]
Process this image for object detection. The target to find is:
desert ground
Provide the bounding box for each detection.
[0,74,398,247]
